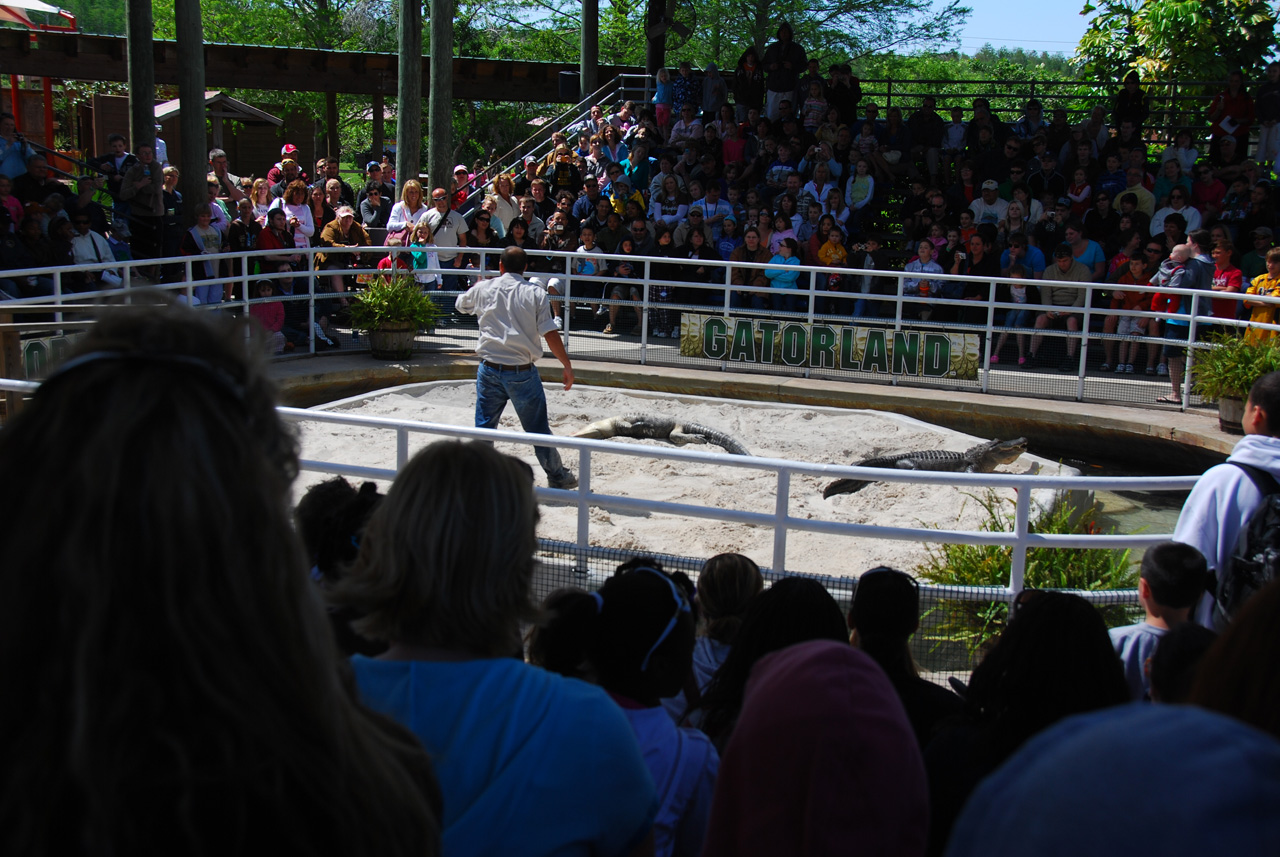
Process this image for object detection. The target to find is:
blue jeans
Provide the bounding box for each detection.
[475,363,572,482]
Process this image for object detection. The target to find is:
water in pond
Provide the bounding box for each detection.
[1056,454,1198,568]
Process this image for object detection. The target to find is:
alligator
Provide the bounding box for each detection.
[573,414,752,456]
[822,437,1028,498]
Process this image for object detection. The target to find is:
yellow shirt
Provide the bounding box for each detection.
[1245,272,1280,342]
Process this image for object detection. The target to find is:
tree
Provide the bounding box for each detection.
[464,0,970,71]
[1077,0,1278,83]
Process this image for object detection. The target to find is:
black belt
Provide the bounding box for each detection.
[481,360,535,372]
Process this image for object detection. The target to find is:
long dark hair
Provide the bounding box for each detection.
[964,591,1128,760]
[697,577,849,745]
[0,303,440,855]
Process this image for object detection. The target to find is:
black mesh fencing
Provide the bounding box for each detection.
[534,537,1141,687]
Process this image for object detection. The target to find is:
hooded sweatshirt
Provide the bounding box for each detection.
[1173,433,1280,626]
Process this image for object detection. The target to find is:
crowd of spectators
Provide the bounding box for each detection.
[7,301,1280,855]
[6,39,1280,366]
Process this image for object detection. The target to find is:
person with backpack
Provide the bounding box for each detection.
[1174,370,1280,629]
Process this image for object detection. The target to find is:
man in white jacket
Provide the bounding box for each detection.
[1174,370,1280,627]
[69,214,120,290]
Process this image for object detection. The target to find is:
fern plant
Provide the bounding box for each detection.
[916,490,1138,662]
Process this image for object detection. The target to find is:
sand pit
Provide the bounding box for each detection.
[294,382,1077,577]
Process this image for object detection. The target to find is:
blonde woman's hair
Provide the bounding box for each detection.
[330,440,539,657]
[400,179,424,206]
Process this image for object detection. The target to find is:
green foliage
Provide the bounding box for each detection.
[464,0,971,71]
[852,51,1101,119]
[348,273,442,332]
[1192,330,1280,401]
[53,0,125,35]
[1077,0,1278,84]
[917,490,1137,659]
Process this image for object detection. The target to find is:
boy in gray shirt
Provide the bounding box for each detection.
[1109,541,1215,701]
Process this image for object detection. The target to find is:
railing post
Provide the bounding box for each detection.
[577,447,590,551]
[772,468,790,575]
[982,285,995,394]
[1078,283,1093,401]
[1008,476,1032,600]
[396,426,408,470]
[307,260,317,354]
[1183,292,1201,410]
[52,270,63,325]
[561,258,572,345]
[640,258,650,362]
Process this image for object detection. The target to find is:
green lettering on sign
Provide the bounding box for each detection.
[892,330,920,376]
[809,325,838,369]
[840,327,858,370]
[757,321,780,364]
[780,323,807,366]
[728,318,757,363]
[923,333,951,377]
[861,329,889,373]
[703,317,729,359]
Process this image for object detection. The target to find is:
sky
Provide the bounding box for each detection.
[954,0,1093,56]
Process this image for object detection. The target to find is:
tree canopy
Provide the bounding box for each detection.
[1076,0,1278,83]
[458,0,970,70]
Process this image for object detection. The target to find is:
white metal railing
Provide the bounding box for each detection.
[4,244,1278,408]
[0,372,1199,602]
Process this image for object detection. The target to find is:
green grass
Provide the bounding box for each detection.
[916,490,1139,661]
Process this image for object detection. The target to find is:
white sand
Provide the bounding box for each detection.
[294,382,1075,577]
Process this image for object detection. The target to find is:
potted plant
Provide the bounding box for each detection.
[348,273,442,360]
[1191,331,1280,433]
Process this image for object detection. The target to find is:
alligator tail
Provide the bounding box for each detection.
[823,478,870,498]
[682,422,752,456]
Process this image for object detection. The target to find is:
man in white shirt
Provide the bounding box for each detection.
[969,180,1009,225]
[423,186,469,291]
[455,246,578,490]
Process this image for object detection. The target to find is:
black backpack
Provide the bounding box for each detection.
[1219,462,1280,626]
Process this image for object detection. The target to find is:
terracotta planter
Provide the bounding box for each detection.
[1219,395,1245,435]
[368,321,419,360]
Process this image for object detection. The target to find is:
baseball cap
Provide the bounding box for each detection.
[453,164,469,174]
[281,158,297,167]
[525,156,539,165]
[981,179,999,190]
[1253,226,1274,238]
[281,143,298,156]
[1056,196,1071,207]
[366,160,381,171]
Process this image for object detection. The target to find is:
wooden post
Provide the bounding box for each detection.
[125,0,155,151]
[325,91,339,158]
[175,0,207,229]
[427,0,453,191]
[580,0,598,97]
[396,0,422,193]
[371,91,385,166]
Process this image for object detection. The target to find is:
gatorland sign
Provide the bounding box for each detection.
[679,313,981,380]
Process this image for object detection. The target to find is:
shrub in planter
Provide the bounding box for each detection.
[1191,332,1280,433]
[348,273,442,359]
